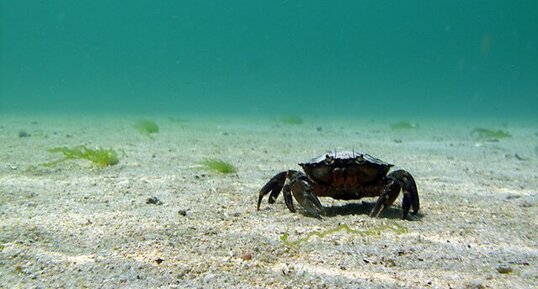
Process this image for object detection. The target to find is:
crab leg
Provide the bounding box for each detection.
[396,170,420,218]
[369,180,400,218]
[281,181,296,212]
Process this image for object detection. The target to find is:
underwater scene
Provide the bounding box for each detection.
[1,1,537,288]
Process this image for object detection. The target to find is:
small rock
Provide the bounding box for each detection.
[203,273,216,283]
[240,253,252,261]
[520,202,533,208]
[281,264,294,275]
[465,280,486,289]
[496,264,513,274]
[381,257,396,267]
[146,196,163,205]
[178,209,188,216]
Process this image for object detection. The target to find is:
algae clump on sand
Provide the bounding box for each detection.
[280,115,304,125]
[47,145,119,168]
[135,119,159,138]
[280,222,408,247]
[199,158,237,174]
[390,121,419,130]
[471,128,512,140]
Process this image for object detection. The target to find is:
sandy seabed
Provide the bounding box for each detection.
[0,115,537,289]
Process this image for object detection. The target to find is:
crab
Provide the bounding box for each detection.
[257,151,420,219]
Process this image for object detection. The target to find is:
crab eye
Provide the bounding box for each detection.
[355,154,364,163]
[324,154,334,164]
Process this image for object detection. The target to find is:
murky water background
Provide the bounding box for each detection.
[1,1,537,120]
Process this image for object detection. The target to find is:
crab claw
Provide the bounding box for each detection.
[370,170,420,220]
[286,171,324,218]
[257,171,289,211]
[258,170,324,218]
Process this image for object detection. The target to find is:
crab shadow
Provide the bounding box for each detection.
[320,201,422,220]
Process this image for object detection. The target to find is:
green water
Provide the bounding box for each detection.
[1,1,537,120]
